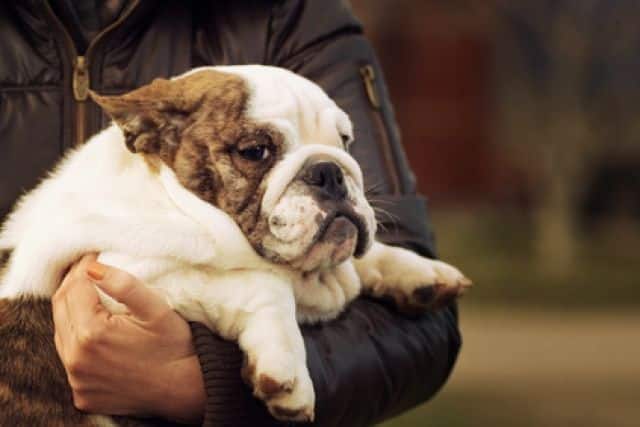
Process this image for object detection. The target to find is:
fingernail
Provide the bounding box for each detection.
[87,261,106,281]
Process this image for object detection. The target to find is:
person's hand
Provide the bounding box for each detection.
[52,254,206,424]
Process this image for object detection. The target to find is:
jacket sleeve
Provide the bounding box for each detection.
[190,1,461,426]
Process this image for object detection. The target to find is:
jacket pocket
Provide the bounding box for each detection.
[360,64,402,195]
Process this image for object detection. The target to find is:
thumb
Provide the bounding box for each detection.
[86,260,170,321]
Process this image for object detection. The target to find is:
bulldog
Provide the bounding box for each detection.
[0,65,471,424]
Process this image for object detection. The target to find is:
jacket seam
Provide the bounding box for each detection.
[369,102,403,195]
[271,0,363,69]
[279,26,363,70]
[264,2,277,64]
[0,86,60,92]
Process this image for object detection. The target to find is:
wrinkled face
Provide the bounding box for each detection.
[93,66,376,272]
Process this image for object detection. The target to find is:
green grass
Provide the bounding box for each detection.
[426,208,640,310]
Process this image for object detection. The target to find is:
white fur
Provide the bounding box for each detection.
[0,65,469,422]
[89,415,119,427]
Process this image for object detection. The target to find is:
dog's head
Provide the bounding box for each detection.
[92,66,376,272]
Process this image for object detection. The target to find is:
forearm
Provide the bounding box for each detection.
[190,300,459,427]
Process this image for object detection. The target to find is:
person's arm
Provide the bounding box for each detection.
[191,1,462,425]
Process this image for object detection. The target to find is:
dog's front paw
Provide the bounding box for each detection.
[242,353,315,423]
[242,351,296,399]
[356,243,472,314]
[265,362,315,423]
[400,259,472,313]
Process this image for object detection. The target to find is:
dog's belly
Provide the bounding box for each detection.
[97,250,361,326]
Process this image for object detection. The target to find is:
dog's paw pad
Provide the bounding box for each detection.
[404,279,471,313]
[258,373,293,398]
[265,365,315,423]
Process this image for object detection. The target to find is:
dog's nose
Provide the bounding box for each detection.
[302,162,348,200]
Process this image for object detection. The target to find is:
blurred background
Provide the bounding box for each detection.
[349,1,640,426]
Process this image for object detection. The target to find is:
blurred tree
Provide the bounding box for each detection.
[493,0,640,273]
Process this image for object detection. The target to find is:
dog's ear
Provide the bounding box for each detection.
[90,78,201,156]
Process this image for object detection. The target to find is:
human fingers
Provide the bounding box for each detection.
[52,255,98,360]
[64,283,109,358]
[55,253,98,297]
[85,260,170,322]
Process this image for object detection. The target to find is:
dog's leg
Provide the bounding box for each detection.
[165,270,315,423]
[234,273,314,422]
[353,242,472,314]
[239,303,315,422]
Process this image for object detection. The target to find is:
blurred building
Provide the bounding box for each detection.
[350,0,640,225]
[351,0,504,205]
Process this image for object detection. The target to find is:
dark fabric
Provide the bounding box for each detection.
[190,323,276,427]
[190,300,460,427]
[48,0,129,53]
[0,1,461,426]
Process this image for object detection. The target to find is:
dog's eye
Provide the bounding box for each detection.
[238,144,271,162]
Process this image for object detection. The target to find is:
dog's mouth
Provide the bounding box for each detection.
[313,206,369,258]
[288,205,369,272]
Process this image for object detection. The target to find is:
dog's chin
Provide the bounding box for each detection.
[290,216,359,272]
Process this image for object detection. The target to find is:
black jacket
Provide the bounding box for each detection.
[0,1,461,425]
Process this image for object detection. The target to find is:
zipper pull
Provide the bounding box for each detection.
[73,56,90,101]
[360,65,381,110]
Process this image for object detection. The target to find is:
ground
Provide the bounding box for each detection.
[378,209,640,427]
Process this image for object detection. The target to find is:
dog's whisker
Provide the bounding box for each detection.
[367,197,396,206]
[372,206,399,228]
[376,221,389,233]
[364,181,385,197]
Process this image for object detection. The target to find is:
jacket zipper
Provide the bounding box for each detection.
[360,65,401,194]
[42,0,140,146]
[361,65,381,109]
[72,56,89,147]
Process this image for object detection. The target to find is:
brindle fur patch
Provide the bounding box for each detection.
[94,70,284,253]
[0,297,175,427]
[0,249,10,266]
[0,250,10,279]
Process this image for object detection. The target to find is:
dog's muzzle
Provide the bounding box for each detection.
[300,161,369,258]
[260,145,374,269]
